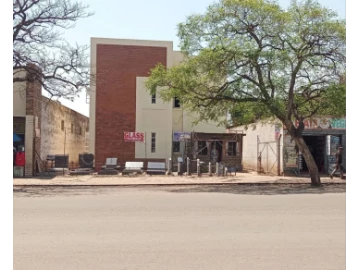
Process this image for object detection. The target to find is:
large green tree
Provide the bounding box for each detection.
[146,0,346,186]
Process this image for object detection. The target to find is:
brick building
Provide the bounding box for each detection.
[89,38,244,171]
[13,68,89,177]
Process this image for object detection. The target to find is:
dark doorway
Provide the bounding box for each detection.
[210,141,223,162]
[302,136,326,173]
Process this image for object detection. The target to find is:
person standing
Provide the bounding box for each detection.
[330,146,344,179]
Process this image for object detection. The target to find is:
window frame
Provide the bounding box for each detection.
[173,141,180,153]
[227,141,237,156]
[174,97,181,108]
[198,141,208,156]
[151,93,156,104]
[151,132,156,153]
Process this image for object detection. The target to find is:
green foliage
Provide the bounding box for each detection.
[145,0,346,127]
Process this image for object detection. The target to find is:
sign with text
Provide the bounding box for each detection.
[294,118,346,130]
[124,132,145,142]
[173,132,191,142]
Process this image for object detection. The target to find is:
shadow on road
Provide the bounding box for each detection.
[163,183,346,196]
[13,183,346,198]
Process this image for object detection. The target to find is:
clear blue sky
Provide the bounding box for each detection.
[57,0,346,117]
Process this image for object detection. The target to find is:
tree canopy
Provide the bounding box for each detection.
[146,0,346,186]
[13,0,93,100]
[146,0,345,127]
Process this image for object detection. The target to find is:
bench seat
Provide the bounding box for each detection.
[146,162,166,175]
[122,162,144,175]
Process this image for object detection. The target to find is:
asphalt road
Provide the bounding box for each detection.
[13,186,345,270]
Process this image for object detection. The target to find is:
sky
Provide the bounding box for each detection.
[55,0,346,117]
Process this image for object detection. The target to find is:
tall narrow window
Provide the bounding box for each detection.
[227,142,237,156]
[151,133,156,153]
[61,120,64,131]
[71,123,74,133]
[174,97,181,108]
[151,94,156,104]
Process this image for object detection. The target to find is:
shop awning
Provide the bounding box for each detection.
[13,133,22,142]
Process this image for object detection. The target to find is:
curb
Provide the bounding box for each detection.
[13,182,346,188]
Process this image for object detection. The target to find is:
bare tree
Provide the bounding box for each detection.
[13,0,93,100]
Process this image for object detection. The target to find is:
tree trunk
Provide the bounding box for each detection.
[292,136,322,186]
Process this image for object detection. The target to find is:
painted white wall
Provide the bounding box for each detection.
[183,112,226,133]
[135,77,172,159]
[230,122,283,174]
[13,70,27,117]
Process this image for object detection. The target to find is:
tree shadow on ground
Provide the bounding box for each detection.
[13,186,105,198]
[163,183,346,196]
[13,183,346,198]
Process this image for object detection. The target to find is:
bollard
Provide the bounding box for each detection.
[208,162,212,176]
[216,162,219,176]
[187,157,190,176]
[177,162,181,174]
[197,159,200,176]
[167,158,172,175]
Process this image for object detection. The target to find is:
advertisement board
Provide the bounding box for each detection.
[173,132,191,142]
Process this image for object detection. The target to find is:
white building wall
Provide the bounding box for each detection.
[135,77,173,159]
[230,122,283,174]
[183,112,226,133]
[13,70,27,117]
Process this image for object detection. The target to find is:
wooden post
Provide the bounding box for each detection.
[187,157,190,176]
[197,158,200,176]
[277,134,282,176]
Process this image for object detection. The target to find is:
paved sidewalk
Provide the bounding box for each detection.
[13,171,346,186]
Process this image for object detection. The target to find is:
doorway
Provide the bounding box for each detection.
[302,135,326,173]
[210,141,223,162]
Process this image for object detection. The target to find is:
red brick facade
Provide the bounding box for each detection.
[95,44,167,170]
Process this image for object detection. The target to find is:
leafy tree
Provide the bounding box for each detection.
[146,0,346,186]
[13,0,93,100]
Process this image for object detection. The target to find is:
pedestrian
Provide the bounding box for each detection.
[330,146,344,179]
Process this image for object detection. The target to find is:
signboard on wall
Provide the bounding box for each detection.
[294,117,346,130]
[124,132,145,142]
[173,132,191,142]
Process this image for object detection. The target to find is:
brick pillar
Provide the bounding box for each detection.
[25,64,42,176]
[24,115,34,177]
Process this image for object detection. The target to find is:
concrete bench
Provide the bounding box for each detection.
[101,158,121,170]
[146,162,166,175]
[122,162,144,175]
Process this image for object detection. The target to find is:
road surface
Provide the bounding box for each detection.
[13,186,345,270]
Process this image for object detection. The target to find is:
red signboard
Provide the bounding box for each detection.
[124,132,145,142]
